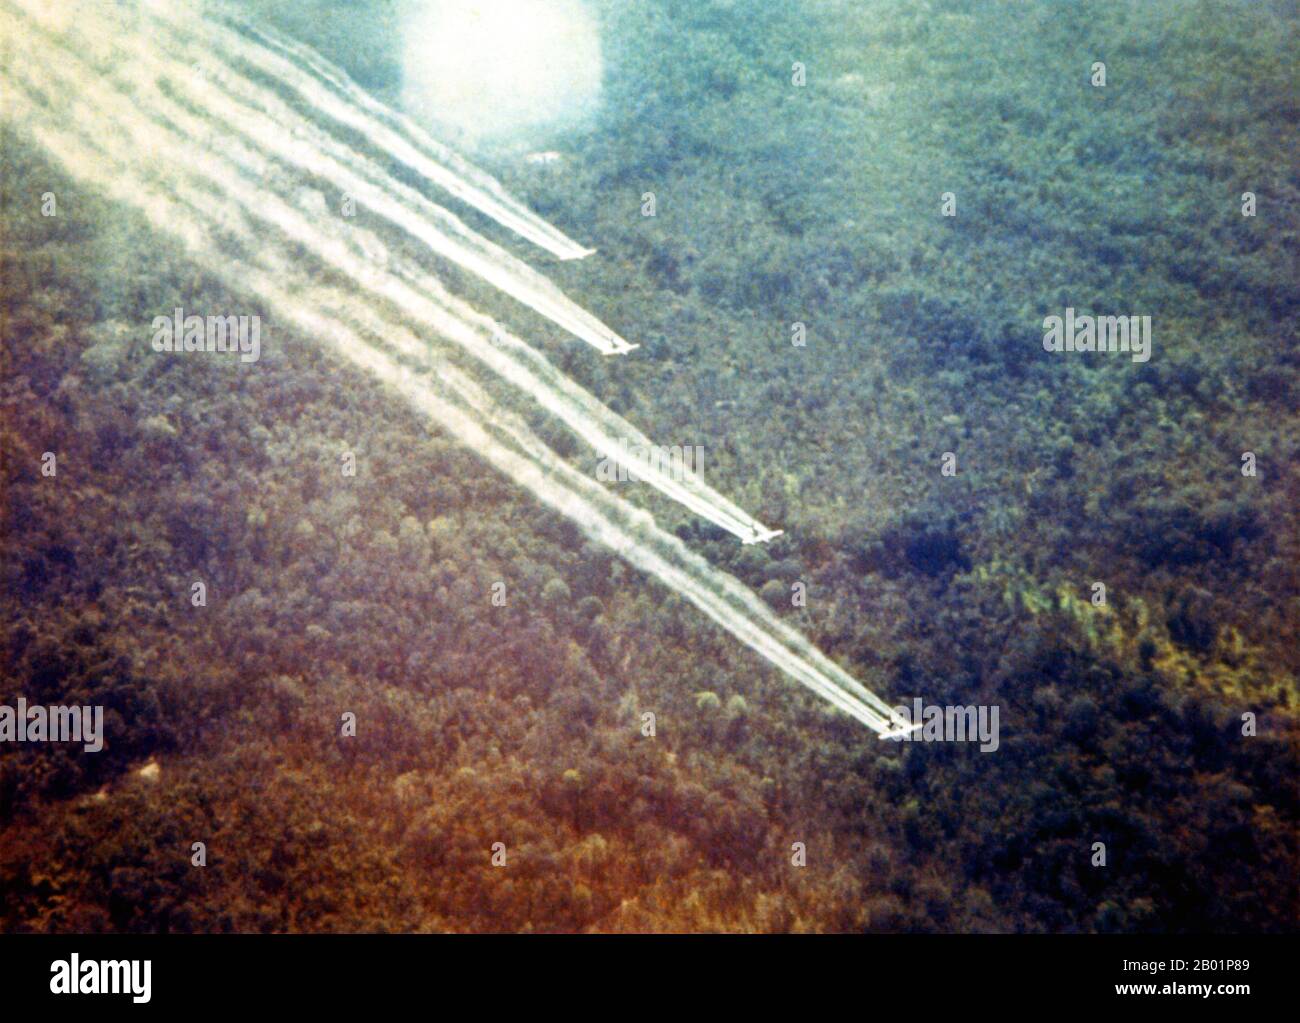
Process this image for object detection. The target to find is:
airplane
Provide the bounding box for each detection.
[742,525,784,545]
[878,719,924,740]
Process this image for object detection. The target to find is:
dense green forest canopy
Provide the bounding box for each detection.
[1,0,1296,932]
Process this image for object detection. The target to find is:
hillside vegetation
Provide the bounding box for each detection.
[1,0,1296,932]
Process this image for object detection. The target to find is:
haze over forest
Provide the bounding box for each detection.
[0,0,1296,933]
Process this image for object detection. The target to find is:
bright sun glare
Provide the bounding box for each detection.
[401,0,603,142]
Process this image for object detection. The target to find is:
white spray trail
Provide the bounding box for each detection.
[153,0,596,262]
[0,0,910,733]
[12,0,627,355]
[6,6,778,544]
